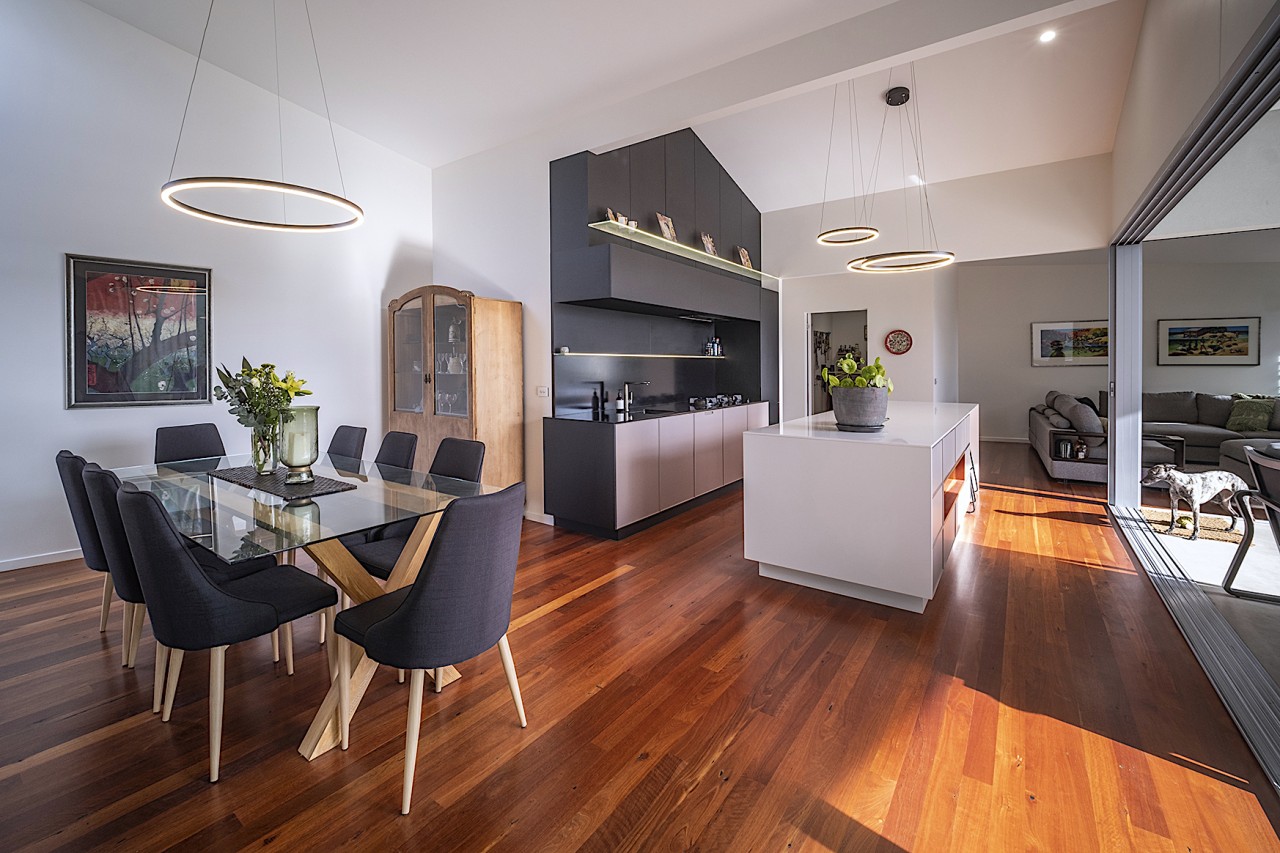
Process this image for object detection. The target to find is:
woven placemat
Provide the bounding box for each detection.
[208,466,357,500]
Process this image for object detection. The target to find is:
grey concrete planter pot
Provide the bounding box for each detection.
[831,386,889,429]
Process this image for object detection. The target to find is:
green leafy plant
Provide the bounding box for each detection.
[821,355,894,393]
[213,358,312,433]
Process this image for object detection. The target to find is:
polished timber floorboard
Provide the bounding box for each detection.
[3,443,1280,851]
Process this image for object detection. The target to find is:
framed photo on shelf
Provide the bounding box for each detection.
[1157,317,1260,365]
[66,254,211,408]
[656,213,677,242]
[736,246,753,269]
[1030,320,1108,367]
[700,232,717,256]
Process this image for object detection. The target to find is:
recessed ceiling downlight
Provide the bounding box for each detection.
[1039,30,1057,43]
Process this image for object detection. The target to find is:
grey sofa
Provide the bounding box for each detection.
[1031,389,1280,485]
[1029,391,1174,483]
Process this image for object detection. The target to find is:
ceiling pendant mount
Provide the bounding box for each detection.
[815,80,879,247]
[847,67,955,274]
[160,0,363,233]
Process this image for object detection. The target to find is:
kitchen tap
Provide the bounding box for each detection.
[622,381,650,413]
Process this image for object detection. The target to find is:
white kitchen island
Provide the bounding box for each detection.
[743,401,979,613]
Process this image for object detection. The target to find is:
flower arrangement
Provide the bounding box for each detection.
[214,358,311,473]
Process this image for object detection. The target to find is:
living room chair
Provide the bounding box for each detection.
[1224,446,1280,604]
[54,451,113,635]
[154,423,226,464]
[117,483,338,781]
[334,482,527,814]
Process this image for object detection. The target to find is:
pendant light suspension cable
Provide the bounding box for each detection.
[816,80,878,246]
[848,62,953,273]
[161,0,363,232]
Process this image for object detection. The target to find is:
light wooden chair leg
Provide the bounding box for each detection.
[162,648,185,722]
[325,607,337,681]
[338,637,351,750]
[99,574,113,633]
[398,669,405,684]
[209,645,227,782]
[319,611,327,645]
[271,629,280,663]
[283,622,295,676]
[153,643,169,714]
[127,605,145,669]
[402,669,425,815]
[120,602,135,667]
[497,635,527,728]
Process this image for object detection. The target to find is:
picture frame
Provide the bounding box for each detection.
[66,254,211,408]
[736,246,753,269]
[1157,317,1260,365]
[1030,320,1108,367]
[656,213,677,242]
[700,232,717,256]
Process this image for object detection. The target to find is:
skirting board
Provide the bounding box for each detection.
[0,547,83,573]
[524,511,555,526]
[981,436,1030,444]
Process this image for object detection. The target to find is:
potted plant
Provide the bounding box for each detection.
[214,358,312,474]
[821,355,894,431]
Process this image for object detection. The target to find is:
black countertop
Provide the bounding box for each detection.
[548,401,762,424]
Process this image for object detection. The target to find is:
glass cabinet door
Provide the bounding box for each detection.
[392,297,424,413]
[432,292,470,417]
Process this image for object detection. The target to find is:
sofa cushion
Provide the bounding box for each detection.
[1075,395,1100,414]
[1220,438,1278,463]
[1045,390,1060,408]
[1059,398,1105,446]
[1050,393,1078,415]
[1195,393,1234,428]
[1143,421,1244,447]
[1143,391,1197,423]
[1269,401,1280,431]
[1226,398,1275,433]
[1083,441,1175,465]
[1046,412,1071,429]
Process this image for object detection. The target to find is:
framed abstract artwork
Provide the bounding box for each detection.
[1030,320,1109,366]
[1157,317,1260,366]
[66,254,211,408]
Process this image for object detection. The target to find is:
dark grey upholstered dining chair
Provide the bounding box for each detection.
[1225,446,1280,604]
[335,482,527,814]
[375,431,418,469]
[55,451,114,635]
[327,425,368,462]
[117,483,338,782]
[83,464,282,708]
[154,423,226,464]
[345,438,487,580]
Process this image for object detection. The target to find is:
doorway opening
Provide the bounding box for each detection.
[809,309,868,415]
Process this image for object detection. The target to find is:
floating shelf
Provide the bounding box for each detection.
[588,221,776,283]
[553,351,725,359]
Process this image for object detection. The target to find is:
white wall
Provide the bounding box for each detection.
[1111,0,1275,228]
[0,0,433,569]
[763,154,1112,277]
[778,266,956,422]
[934,272,959,404]
[1143,262,1280,395]
[956,261,1109,441]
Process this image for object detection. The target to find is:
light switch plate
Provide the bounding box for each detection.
[536,386,550,397]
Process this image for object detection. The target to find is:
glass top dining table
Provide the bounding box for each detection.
[111,453,495,563]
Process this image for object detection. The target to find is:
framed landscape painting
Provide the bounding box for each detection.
[1157,317,1260,366]
[1030,320,1109,366]
[66,254,211,408]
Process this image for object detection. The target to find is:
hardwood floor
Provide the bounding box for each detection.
[3,441,1279,851]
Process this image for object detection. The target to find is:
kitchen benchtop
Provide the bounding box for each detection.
[748,402,977,448]
[549,400,764,424]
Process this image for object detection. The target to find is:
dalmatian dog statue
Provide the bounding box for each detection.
[1139,464,1249,541]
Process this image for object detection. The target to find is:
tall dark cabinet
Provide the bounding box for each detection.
[545,128,778,538]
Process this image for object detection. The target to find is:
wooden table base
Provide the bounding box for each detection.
[299,513,453,761]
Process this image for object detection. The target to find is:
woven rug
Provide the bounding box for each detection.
[208,466,356,500]
[1139,507,1244,544]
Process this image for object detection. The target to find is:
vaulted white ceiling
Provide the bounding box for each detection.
[692,0,1144,212]
[79,0,895,169]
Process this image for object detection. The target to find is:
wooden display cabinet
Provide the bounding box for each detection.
[386,285,524,487]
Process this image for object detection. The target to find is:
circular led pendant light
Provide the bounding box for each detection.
[161,0,362,233]
[815,81,878,246]
[848,67,954,273]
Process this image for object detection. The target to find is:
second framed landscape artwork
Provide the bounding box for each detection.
[1030,320,1109,367]
[1156,317,1260,366]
